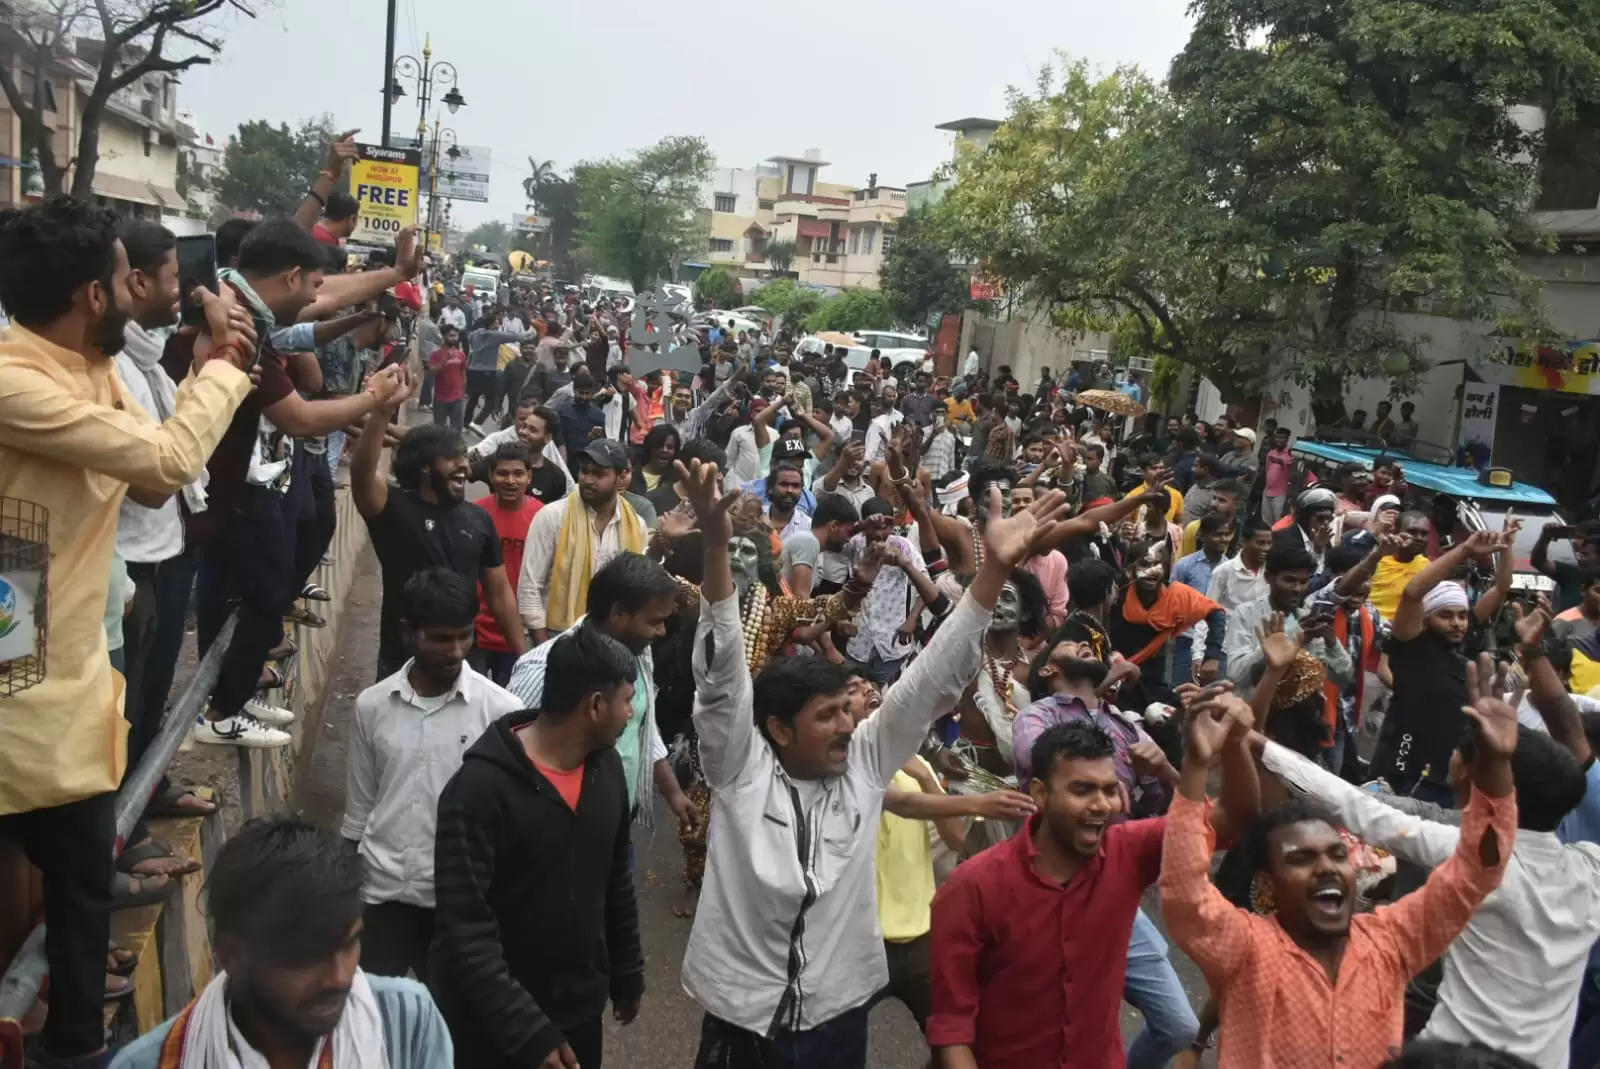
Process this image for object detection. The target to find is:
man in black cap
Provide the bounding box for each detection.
[516,438,650,645]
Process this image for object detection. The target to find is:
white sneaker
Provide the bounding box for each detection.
[468,422,485,437]
[243,699,296,728]
[193,713,290,749]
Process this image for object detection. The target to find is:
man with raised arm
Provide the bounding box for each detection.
[677,458,1070,1067]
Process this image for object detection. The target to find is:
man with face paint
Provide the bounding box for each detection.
[0,196,258,1068]
[1372,529,1507,802]
[1163,690,1517,1068]
[1109,537,1228,690]
[112,818,453,1069]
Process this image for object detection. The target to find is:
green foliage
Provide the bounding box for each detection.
[880,207,968,328]
[460,221,511,253]
[802,289,893,334]
[694,267,741,309]
[946,16,1600,403]
[574,136,715,293]
[748,278,821,323]
[765,238,796,275]
[215,117,337,219]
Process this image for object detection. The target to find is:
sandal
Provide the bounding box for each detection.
[300,582,331,602]
[145,783,217,819]
[107,945,137,977]
[284,606,326,628]
[105,973,133,1000]
[267,637,298,662]
[257,665,287,691]
[111,870,174,910]
[116,839,200,881]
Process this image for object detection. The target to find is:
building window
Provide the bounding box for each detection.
[881,233,894,255]
[758,199,774,210]
[709,238,734,253]
[860,228,874,255]
[714,194,736,213]
[850,228,861,254]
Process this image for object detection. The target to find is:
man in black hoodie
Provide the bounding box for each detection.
[432,625,644,1068]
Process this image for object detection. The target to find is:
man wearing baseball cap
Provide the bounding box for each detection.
[1220,426,1259,479]
[517,437,649,646]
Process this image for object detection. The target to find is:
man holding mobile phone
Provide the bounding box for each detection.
[1533,519,1600,612]
[1223,542,1354,702]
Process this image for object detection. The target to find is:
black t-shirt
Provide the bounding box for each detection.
[1372,630,1468,787]
[526,462,569,506]
[366,489,503,669]
[647,480,686,519]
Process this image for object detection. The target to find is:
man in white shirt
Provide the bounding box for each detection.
[963,348,980,378]
[439,298,466,332]
[863,387,903,463]
[342,567,522,981]
[723,397,787,487]
[1207,516,1273,615]
[677,460,1065,1065]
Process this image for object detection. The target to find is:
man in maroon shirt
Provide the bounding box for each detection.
[430,323,468,429]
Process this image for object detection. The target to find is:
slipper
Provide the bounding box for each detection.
[108,943,137,976]
[145,783,217,819]
[267,637,298,662]
[300,582,331,602]
[111,870,174,910]
[116,839,200,880]
[257,665,287,691]
[105,973,133,1001]
[284,606,326,628]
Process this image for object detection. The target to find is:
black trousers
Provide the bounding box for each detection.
[868,935,931,1032]
[564,1016,603,1069]
[464,369,498,426]
[360,900,434,984]
[295,448,337,590]
[694,1004,869,1069]
[0,792,115,1057]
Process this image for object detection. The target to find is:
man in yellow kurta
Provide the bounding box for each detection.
[0,196,255,1064]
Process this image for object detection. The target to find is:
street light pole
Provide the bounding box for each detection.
[380,0,396,146]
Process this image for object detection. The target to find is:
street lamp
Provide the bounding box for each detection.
[383,35,463,147]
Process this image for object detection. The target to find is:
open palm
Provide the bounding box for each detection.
[981,487,1072,570]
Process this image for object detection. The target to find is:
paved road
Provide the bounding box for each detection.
[286,445,1215,1067]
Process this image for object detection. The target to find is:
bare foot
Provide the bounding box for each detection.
[671,883,699,919]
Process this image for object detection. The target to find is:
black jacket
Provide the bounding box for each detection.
[432,711,643,1066]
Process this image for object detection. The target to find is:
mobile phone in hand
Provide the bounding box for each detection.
[176,234,218,328]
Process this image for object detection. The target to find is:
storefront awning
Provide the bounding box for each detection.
[147,184,186,211]
[795,219,833,239]
[89,172,159,207]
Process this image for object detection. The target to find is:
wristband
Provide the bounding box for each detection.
[318,169,336,181]
[304,187,326,207]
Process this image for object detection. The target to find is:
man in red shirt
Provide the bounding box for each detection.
[429,324,467,429]
[311,190,359,247]
[471,443,542,685]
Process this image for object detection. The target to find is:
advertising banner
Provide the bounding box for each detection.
[348,143,421,247]
[1458,382,1499,467]
[394,138,491,203]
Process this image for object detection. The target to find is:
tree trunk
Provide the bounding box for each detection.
[69,93,109,202]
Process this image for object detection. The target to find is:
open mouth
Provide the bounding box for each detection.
[1309,883,1347,916]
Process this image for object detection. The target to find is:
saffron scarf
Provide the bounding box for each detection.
[1324,606,1379,739]
[545,490,646,631]
[1120,583,1222,665]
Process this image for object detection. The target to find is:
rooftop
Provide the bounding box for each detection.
[934,117,1001,132]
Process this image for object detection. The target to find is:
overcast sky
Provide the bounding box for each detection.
[178,0,1194,230]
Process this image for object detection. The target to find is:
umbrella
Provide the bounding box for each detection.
[1074,389,1147,419]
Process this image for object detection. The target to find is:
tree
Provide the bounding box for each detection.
[879,207,969,328]
[749,277,822,323]
[694,267,741,310]
[947,22,1600,404]
[213,116,336,218]
[460,220,510,253]
[803,289,892,334]
[574,135,714,292]
[0,0,256,199]
[765,238,796,275]
[522,158,557,207]
[534,176,581,277]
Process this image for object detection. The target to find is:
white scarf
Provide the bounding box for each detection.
[117,321,208,514]
[177,969,389,1069]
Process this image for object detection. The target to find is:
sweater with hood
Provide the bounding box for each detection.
[432,710,643,1065]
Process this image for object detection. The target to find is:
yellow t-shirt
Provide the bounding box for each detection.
[1123,483,1184,525]
[1573,649,1600,695]
[944,397,976,424]
[1370,555,1430,620]
[877,763,937,942]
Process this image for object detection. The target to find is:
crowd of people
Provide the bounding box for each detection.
[4,127,1600,1069]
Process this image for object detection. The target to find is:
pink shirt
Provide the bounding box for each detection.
[1263,447,1293,496]
[1023,550,1069,632]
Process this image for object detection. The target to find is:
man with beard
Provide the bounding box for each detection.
[929,708,1247,1069]
[467,400,573,505]
[763,457,811,540]
[469,444,544,685]
[111,818,452,1069]
[0,195,255,1069]
[816,437,875,511]
[165,219,412,748]
[1224,543,1353,701]
[553,371,609,476]
[353,407,525,681]
[1371,529,1505,802]
[519,439,650,646]
[1006,633,1203,1068]
[1162,689,1517,1068]
[508,552,700,835]
[665,367,740,439]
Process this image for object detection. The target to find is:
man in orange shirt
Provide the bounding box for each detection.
[1161,689,1518,1068]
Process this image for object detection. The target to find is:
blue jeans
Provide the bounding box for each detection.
[323,429,345,479]
[1124,908,1200,1069]
[848,648,906,685]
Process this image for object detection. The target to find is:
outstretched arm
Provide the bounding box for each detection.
[1392,530,1499,641]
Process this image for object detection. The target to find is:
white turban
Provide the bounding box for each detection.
[1422,581,1469,616]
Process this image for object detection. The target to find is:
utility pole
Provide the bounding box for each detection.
[380,0,396,146]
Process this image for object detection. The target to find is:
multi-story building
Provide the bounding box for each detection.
[906,117,1000,211]
[0,31,192,231]
[699,149,907,291]
[176,108,222,229]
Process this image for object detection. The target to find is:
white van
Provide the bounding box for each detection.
[460,268,500,305]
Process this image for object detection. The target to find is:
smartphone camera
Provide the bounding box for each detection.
[175,234,218,328]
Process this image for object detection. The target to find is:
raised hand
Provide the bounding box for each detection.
[191,284,256,373]
[1515,597,1552,649]
[1461,528,1500,556]
[672,459,738,541]
[326,129,360,176]
[854,541,888,587]
[1462,695,1520,760]
[394,227,423,276]
[981,487,1074,570]
[1183,698,1236,766]
[972,789,1038,821]
[365,364,413,409]
[1129,739,1175,782]
[657,505,699,543]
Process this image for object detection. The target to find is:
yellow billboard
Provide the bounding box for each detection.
[349,143,420,247]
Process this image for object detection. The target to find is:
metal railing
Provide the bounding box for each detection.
[0,611,239,1050]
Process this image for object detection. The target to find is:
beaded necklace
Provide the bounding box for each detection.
[740,583,773,674]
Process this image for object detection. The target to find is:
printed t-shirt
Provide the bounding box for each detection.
[473,495,542,652]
